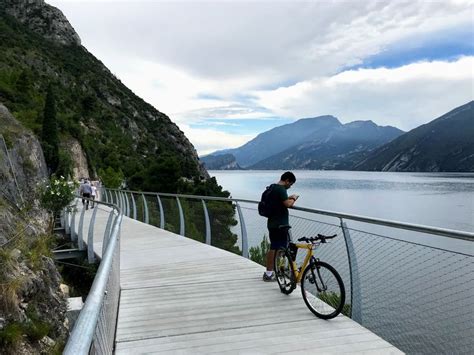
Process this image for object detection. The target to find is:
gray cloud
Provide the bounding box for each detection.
[51,1,473,86]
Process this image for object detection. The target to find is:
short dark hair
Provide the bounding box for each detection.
[281,171,296,183]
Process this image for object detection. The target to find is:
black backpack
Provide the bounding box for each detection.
[258,185,278,217]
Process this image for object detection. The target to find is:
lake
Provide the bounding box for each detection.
[209,170,474,233]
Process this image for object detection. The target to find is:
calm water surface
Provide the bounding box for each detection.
[209,170,474,232]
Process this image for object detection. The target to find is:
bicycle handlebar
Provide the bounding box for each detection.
[297,234,337,243]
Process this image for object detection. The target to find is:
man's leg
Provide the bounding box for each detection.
[263,228,278,281]
[266,249,275,272]
[84,193,90,210]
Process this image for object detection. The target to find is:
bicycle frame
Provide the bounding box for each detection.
[291,242,317,283]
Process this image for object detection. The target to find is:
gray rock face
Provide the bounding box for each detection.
[2,0,81,46]
[61,136,90,180]
[0,103,68,353]
[0,103,48,211]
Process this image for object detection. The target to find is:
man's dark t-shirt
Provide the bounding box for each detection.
[267,183,289,228]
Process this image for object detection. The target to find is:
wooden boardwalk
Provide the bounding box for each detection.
[87,207,403,354]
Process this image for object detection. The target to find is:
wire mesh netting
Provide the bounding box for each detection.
[342,225,474,354]
[91,235,120,354]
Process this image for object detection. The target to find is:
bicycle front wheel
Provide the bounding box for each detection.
[301,260,345,319]
[274,248,296,294]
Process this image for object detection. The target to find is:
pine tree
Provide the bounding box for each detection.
[41,84,59,174]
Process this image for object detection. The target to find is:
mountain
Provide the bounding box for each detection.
[250,120,403,169]
[354,101,474,172]
[200,153,242,170]
[211,115,342,167]
[0,0,210,192]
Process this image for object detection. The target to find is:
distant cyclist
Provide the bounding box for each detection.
[262,171,299,281]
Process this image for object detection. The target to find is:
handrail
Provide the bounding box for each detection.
[105,188,474,241]
[63,198,122,355]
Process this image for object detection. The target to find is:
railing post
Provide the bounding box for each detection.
[131,193,137,220]
[70,200,78,241]
[122,191,127,213]
[64,207,70,235]
[157,194,165,229]
[142,193,149,224]
[120,191,125,212]
[114,190,119,207]
[340,218,361,322]
[124,191,130,217]
[176,197,185,236]
[87,206,99,263]
[235,202,248,258]
[202,200,211,245]
[78,204,86,250]
[102,210,115,257]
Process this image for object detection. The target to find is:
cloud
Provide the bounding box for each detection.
[50,0,473,84]
[178,124,255,156]
[253,56,474,130]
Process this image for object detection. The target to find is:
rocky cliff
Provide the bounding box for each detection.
[2,0,81,46]
[0,104,67,354]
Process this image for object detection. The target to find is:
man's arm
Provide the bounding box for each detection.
[283,194,298,207]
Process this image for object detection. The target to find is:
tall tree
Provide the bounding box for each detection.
[41,84,59,174]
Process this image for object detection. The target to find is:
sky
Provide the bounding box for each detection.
[48,0,474,156]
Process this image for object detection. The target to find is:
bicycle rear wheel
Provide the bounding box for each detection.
[301,260,345,319]
[274,248,296,294]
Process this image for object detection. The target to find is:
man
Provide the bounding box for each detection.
[79,179,93,210]
[263,171,299,281]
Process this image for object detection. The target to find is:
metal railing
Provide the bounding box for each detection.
[63,197,123,355]
[102,187,474,354]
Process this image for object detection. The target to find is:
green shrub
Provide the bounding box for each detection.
[0,322,23,348]
[25,234,53,271]
[39,175,77,216]
[249,235,270,266]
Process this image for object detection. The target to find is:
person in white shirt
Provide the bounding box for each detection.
[91,182,97,209]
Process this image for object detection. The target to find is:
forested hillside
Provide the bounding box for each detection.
[0,0,216,194]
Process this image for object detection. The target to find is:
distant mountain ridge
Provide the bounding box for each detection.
[204,116,404,170]
[355,101,474,172]
[204,101,473,172]
[212,115,342,167]
[251,120,403,170]
[201,153,242,170]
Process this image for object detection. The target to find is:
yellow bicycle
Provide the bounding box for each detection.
[274,232,346,319]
